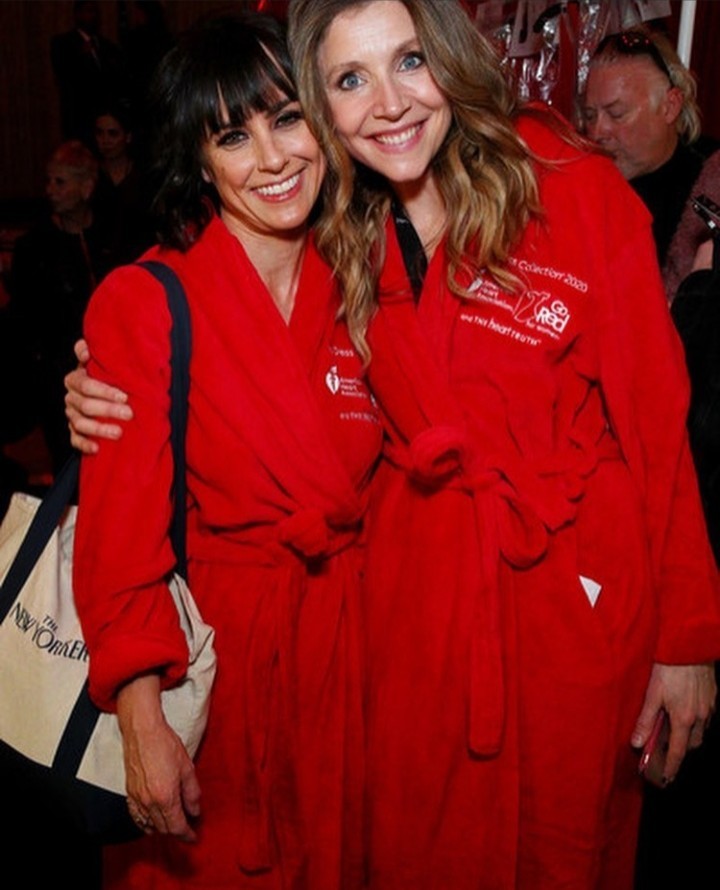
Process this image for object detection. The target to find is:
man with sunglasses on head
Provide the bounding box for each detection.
[583,27,720,304]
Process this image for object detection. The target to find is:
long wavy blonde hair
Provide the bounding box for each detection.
[288,0,544,360]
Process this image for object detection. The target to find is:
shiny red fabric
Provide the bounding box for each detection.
[73,216,382,888]
[362,114,720,890]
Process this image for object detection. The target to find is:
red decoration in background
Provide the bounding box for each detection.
[250,0,288,20]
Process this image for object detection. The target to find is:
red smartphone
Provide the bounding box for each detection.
[638,709,670,787]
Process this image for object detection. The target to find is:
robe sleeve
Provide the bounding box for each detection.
[592,161,720,664]
[73,261,189,712]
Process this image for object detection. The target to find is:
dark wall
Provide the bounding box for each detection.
[687,0,720,142]
[0,0,250,220]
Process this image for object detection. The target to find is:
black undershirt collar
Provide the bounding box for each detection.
[391,199,428,301]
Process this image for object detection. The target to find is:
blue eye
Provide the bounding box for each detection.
[399,52,424,72]
[338,71,363,90]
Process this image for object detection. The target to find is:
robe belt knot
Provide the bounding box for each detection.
[277,506,362,559]
[402,425,469,486]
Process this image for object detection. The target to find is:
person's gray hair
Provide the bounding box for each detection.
[590,28,701,144]
[49,140,99,183]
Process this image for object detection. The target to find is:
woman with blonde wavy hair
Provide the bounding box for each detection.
[287,2,720,888]
[290,0,544,360]
[65,1,720,887]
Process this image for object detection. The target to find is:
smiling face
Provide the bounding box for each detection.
[201,94,326,241]
[317,0,452,193]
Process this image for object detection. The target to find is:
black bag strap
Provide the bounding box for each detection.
[137,260,192,579]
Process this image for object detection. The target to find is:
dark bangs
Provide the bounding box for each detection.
[179,13,297,139]
[204,32,297,134]
[147,12,297,250]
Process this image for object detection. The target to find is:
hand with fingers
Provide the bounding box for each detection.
[118,675,202,843]
[632,661,717,785]
[65,338,133,454]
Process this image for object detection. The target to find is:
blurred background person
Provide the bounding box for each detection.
[92,102,155,264]
[672,224,720,568]
[95,103,136,190]
[583,27,720,303]
[7,140,115,475]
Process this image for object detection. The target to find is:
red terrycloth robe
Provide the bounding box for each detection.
[73,216,382,889]
[362,114,720,890]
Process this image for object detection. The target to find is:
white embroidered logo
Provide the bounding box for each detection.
[534,297,570,334]
[325,365,340,394]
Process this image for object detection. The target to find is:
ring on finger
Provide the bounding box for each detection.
[127,801,150,827]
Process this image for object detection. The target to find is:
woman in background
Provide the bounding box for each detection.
[92,103,155,263]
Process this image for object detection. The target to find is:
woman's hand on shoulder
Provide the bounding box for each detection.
[631,662,717,783]
[65,338,133,453]
[117,674,201,842]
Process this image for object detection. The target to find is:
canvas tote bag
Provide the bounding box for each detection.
[0,261,216,842]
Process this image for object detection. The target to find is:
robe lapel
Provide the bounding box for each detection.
[370,218,466,435]
[181,217,363,532]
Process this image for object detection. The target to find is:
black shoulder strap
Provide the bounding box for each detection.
[137,260,192,579]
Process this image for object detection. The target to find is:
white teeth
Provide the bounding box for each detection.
[256,172,300,196]
[375,124,421,146]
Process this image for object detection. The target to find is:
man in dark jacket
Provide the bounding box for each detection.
[583,27,719,303]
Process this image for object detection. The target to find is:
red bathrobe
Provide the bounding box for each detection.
[73,215,382,889]
[362,114,720,889]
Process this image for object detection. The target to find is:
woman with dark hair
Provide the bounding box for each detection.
[71,13,378,889]
[92,102,154,263]
[94,102,136,188]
